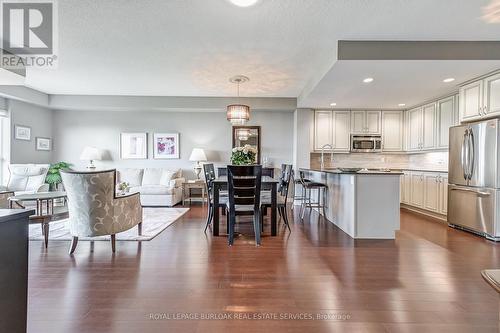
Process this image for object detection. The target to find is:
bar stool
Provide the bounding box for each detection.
[291,170,309,211]
[298,171,327,220]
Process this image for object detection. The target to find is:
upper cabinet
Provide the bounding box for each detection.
[313,110,350,152]
[314,110,332,150]
[437,95,457,148]
[406,95,458,152]
[350,111,381,134]
[381,111,404,152]
[459,72,500,123]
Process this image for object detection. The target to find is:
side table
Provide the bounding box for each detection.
[182,181,207,205]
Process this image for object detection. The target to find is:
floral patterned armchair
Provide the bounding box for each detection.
[60,169,142,254]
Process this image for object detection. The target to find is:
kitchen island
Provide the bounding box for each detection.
[299,168,402,239]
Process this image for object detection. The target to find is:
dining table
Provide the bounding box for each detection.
[212,176,279,237]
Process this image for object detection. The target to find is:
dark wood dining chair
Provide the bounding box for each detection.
[203,163,227,232]
[217,167,227,177]
[226,165,262,246]
[261,164,292,231]
[262,167,274,178]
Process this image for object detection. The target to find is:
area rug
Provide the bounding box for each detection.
[29,207,189,241]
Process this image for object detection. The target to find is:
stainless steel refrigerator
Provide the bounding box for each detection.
[448,118,500,240]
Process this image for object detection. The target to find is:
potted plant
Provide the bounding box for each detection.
[45,162,72,191]
[230,145,257,165]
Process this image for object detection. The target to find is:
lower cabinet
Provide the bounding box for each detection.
[400,170,448,216]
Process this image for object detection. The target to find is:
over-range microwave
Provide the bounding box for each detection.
[350,135,382,153]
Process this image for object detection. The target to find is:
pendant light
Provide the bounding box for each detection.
[227,75,250,125]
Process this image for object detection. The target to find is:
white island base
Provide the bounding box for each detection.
[300,169,401,239]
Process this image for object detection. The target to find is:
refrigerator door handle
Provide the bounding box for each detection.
[468,129,475,181]
[450,188,491,197]
[461,130,468,181]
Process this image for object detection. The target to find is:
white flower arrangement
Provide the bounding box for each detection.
[231,144,258,165]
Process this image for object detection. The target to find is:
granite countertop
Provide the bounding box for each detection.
[0,209,35,224]
[301,168,403,175]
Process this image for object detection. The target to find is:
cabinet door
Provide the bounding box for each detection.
[410,173,424,208]
[439,173,448,215]
[460,80,483,122]
[423,173,440,212]
[408,108,422,151]
[422,103,436,150]
[351,111,366,134]
[404,172,411,205]
[332,111,351,152]
[382,111,404,151]
[314,111,332,150]
[366,111,381,134]
[437,97,455,148]
[484,73,500,118]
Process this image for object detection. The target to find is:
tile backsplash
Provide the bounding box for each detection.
[310,151,449,172]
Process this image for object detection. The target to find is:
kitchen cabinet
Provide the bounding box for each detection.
[332,111,351,152]
[459,72,500,123]
[350,110,381,134]
[313,110,350,152]
[423,172,440,212]
[422,103,436,149]
[401,170,448,217]
[407,107,422,151]
[439,173,448,215]
[400,171,411,204]
[410,172,424,208]
[437,96,457,148]
[314,110,332,150]
[382,111,404,151]
[483,72,500,118]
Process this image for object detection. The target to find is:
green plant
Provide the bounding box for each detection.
[230,145,257,165]
[46,162,72,190]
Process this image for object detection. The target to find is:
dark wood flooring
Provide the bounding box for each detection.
[27,205,500,333]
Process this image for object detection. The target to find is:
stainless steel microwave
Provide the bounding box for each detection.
[350,135,382,153]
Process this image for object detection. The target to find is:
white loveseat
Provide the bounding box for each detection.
[0,164,50,195]
[116,168,185,207]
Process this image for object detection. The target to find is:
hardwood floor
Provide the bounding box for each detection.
[27,206,500,333]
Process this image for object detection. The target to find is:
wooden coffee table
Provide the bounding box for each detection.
[9,191,68,248]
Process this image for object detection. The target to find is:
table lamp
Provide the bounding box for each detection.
[189,148,207,180]
[80,146,104,169]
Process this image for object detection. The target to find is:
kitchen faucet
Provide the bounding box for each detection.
[320,144,334,170]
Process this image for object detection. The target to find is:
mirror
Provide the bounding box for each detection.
[232,126,261,164]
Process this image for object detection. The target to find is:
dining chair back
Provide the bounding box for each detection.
[217,167,227,177]
[226,165,262,245]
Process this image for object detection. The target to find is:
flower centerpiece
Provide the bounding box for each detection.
[231,144,257,165]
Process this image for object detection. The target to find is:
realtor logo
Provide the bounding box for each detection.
[1,0,57,68]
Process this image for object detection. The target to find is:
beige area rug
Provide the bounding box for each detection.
[29,207,189,241]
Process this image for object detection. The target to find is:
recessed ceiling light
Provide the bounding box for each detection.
[398,103,406,107]
[229,0,259,7]
[363,77,374,83]
[443,78,455,83]
[330,102,337,106]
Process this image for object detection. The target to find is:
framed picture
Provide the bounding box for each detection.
[120,133,147,159]
[35,137,51,151]
[14,125,31,141]
[153,133,179,159]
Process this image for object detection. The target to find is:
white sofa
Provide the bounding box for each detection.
[116,168,185,207]
[0,164,50,195]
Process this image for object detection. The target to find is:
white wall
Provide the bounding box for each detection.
[52,110,293,178]
[9,99,53,164]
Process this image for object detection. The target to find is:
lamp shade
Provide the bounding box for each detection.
[226,104,250,125]
[189,148,207,162]
[79,146,104,161]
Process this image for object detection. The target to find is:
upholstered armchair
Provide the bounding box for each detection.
[60,169,142,254]
[0,164,50,195]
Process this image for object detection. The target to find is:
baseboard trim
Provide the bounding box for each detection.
[400,204,447,223]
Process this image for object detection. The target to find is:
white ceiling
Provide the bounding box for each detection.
[14,0,500,107]
[299,60,500,109]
